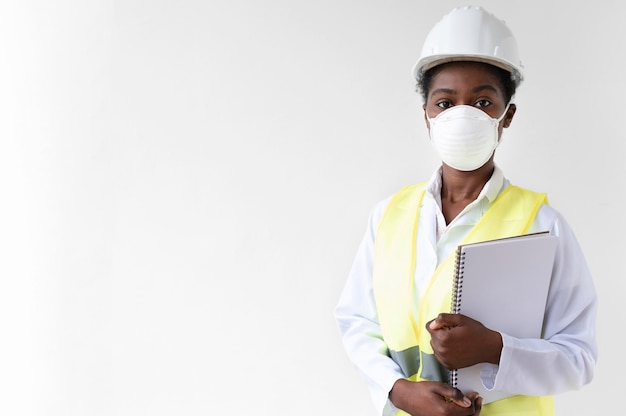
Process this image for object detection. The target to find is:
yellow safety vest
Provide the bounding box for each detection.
[373,183,554,416]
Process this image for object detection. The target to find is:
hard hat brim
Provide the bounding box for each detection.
[413,55,524,86]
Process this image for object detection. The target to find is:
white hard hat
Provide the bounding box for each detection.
[413,5,524,86]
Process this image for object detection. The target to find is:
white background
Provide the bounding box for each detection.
[0,1,622,415]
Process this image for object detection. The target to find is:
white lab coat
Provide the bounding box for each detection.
[334,166,598,414]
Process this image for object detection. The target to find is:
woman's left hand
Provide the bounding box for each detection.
[426,313,503,370]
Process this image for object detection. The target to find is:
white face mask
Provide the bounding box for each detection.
[427,104,510,171]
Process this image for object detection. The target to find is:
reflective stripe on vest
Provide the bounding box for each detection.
[373,183,554,416]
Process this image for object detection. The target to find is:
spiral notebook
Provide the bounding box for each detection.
[449,231,557,404]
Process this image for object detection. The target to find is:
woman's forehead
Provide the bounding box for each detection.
[430,62,505,90]
[431,61,502,81]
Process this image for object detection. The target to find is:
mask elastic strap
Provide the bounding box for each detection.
[496,102,511,123]
[494,102,512,147]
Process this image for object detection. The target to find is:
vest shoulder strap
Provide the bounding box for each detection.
[464,185,548,243]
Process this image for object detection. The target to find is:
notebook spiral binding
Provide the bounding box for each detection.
[451,249,466,314]
[449,369,458,387]
[449,248,466,388]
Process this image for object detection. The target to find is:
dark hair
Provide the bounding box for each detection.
[417,62,517,104]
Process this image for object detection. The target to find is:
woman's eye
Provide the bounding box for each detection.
[475,99,491,108]
[436,101,452,109]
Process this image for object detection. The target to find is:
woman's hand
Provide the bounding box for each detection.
[426,313,503,370]
[389,379,482,416]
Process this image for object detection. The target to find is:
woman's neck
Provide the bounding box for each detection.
[439,162,494,223]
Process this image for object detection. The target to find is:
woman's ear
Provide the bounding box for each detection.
[423,104,430,129]
[503,103,517,128]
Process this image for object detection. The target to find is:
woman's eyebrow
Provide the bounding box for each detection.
[430,87,455,96]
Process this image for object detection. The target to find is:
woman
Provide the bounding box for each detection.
[334,6,597,416]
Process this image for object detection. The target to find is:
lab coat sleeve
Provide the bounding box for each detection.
[334,199,405,414]
[488,207,598,396]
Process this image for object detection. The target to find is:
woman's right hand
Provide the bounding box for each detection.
[389,379,482,416]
